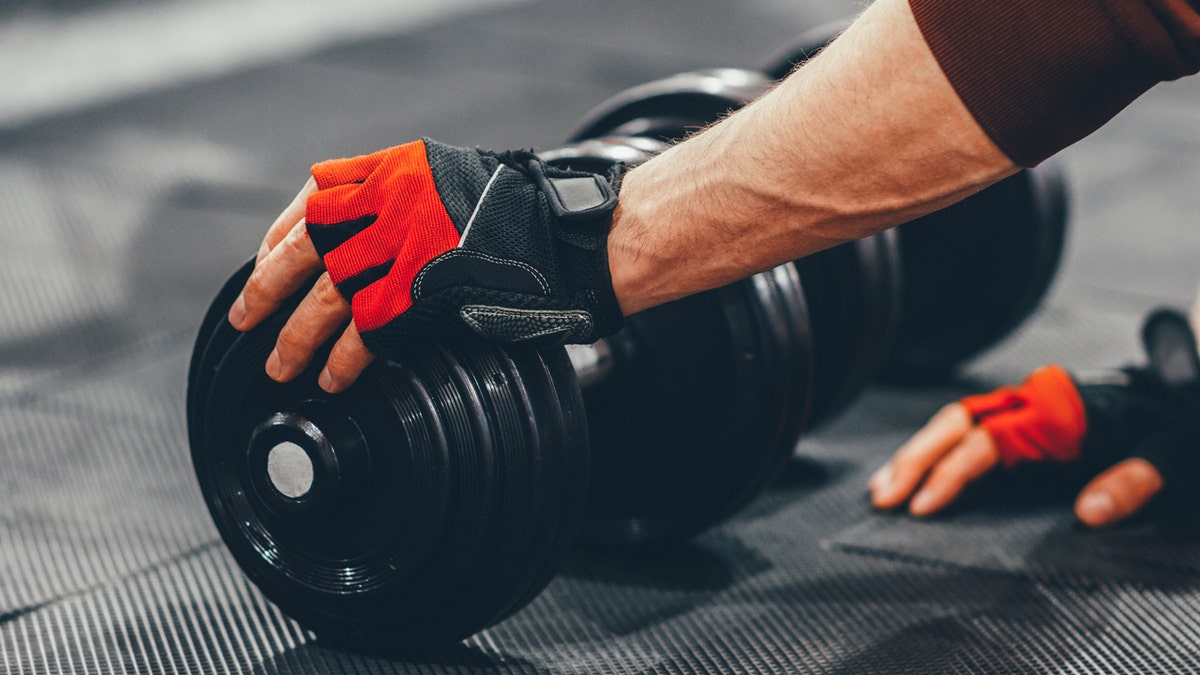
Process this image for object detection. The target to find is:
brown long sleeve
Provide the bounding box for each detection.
[910,0,1200,166]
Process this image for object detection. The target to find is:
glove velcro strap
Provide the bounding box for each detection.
[962,364,1087,468]
[423,156,625,344]
[536,170,619,232]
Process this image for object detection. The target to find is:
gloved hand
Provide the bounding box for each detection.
[870,308,1200,527]
[227,138,625,393]
[306,138,624,353]
[959,363,1087,468]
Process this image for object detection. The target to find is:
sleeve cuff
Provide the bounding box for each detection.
[909,0,1200,166]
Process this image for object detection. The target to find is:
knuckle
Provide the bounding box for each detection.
[282,222,315,255]
[274,326,308,356]
[314,275,348,310]
[327,344,360,373]
[966,425,994,450]
[281,226,307,253]
[242,271,265,300]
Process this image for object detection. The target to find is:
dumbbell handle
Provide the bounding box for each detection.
[564,340,617,389]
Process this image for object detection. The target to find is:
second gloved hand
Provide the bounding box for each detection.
[305,138,625,356]
[870,308,1200,526]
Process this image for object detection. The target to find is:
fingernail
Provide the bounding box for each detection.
[228,295,247,328]
[255,242,270,265]
[910,491,936,515]
[265,350,283,381]
[870,465,893,492]
[318,367,337,393]
[1078,492,1116,524]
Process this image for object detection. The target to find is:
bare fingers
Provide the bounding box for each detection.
[231,176,374,392]
[319,323,375,394]
[254,270,374,393]
[1074,458,1165,528]
[871,403,974,509]
[258,177,317,264]
[262,276,374,393]
[229,217,322,332]
[906,427,1000,516]
[266,272,351,382]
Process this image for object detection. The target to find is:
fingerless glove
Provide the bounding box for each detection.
[305,138,625,356]
[961,364,1087,468]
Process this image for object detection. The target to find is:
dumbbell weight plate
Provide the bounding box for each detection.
[569,68,773,143]
[188,261,590,653]
[733,262,813,505]
[794,230,902,429]
[579,264,812,546]
[880,162,1069,380]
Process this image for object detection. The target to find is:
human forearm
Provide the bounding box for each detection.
[609,0,1015,316]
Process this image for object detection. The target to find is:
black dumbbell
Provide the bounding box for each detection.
[191,28,1071,653]
[761,20,1070,382]
[188,139,814,654]
[792,232,902,427]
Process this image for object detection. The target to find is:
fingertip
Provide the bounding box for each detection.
[869,488,893,511]
[1074,459,1165,528]
[872,460,927,511]
[868,463,892,493]
[1075,491,1117,528]
[871,482,912,511]
[228,294,247,331]
[325,324,375,389]
[318,367,339,394]
[319,364,362,394]
[872,495,904,512]
[265,349,283,382]
[908,490,938,517]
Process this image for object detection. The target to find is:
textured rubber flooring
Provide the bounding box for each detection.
[3,0,1200,672]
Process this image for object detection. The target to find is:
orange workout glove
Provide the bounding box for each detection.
[960,364,1087,468]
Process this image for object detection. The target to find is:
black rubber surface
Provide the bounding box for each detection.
[4,0,1200,672]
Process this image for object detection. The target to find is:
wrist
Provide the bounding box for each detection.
[607,164,663,317]
[606,131,739,317]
